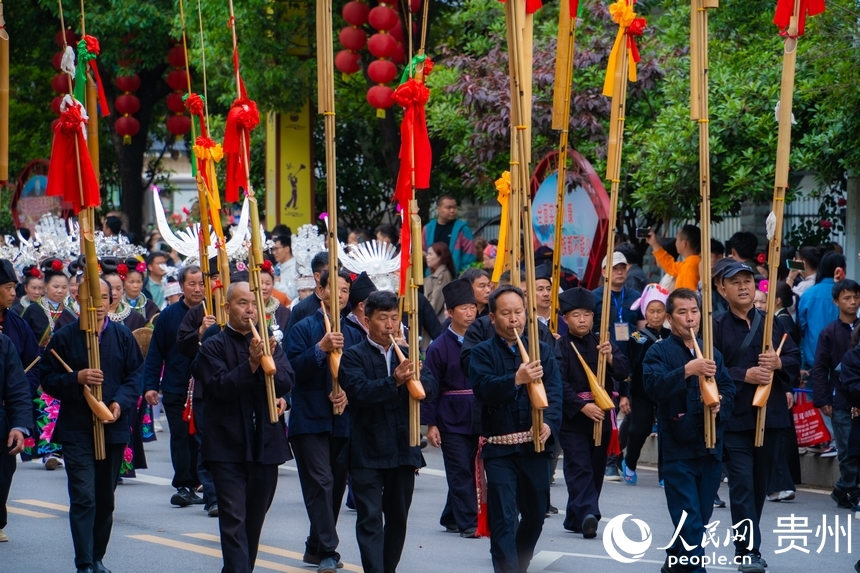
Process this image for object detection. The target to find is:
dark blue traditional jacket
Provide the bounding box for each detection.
[422,327,474,435]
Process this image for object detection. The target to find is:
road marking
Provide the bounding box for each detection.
[129,535,309,573]
[14,499,69,512]
[185,533,364,573]
[6,506,58,518]
[125,473,174,486]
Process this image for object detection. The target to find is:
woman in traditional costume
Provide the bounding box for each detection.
[259,260,291,346]
[122,257,160,324]
[11,265,44,316]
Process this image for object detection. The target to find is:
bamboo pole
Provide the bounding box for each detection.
[595,34,631,448]
[0,1,7,183]
[691,329,718,448]
[321,297,343,415]
[66,0,105,460]
[316,0,343,412]
[549,2,577,333]
[690,0,717,448]
[756,1,802,448]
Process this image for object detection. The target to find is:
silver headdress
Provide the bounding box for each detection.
[339,240,400,293]
[151,186,252,263]
[95,231,147,259]
[292,223,327,291]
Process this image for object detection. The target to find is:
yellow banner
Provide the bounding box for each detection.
[265,103,314,230]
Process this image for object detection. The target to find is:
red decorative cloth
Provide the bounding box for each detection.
[774,0,825,37]
[497,0,542,14]
[393,78,432,295]
[222,97,260,203]
[45,103,100,214]
[475,438,490,538]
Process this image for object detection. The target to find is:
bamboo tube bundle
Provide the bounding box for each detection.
[753,333,788,408]
[390,334,426,448]
[689,0,716,448]
[0,2,7,183]
[51,349,113,423]
[321,297,344,415]
[756,0,823,448]
[690,329,718,449]
[548,0,580,333]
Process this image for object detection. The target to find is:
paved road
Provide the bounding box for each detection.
[2,421,857,573]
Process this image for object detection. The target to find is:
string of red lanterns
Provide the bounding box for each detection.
[164,44,192,142]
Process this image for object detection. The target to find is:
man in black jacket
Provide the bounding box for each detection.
[643,288,735,573]
[713,262,800,572]
[339,290,438,573]
[0,333,31,543]
[556,287,630,538]
[193,282,294,573]
[42,278,144,573]
[469,285,563,573]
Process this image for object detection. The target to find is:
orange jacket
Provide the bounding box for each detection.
[654,249,701,291]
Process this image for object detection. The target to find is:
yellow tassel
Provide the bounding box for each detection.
[376,108,385,119]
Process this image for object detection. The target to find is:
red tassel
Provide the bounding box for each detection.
[45,102,100,214]
[525,0,542,14]
[223,97,260,203]
[87,62,111,117]
[182,398,196,435]
[606,408,621,456]
[475,438,490,538]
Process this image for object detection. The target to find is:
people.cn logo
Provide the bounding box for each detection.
[603,514,653,563]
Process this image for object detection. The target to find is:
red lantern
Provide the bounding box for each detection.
[368,60,397,84]
[166,92,186,114]
[367,85,395,112]
[52,51,64,71]
[54,29,76,48]
[116,73,141,93]
[391,42,406,65]
[167,45,186,69]
[51,73,72,94]
[166,114,192,139]
[50,96,63,115]
[115,116,141,144]
[410,0,422,14]
[342,1,370,26]
[369,5,398,32]
[166,69,189,92]
[339,26,368,51]
[335,50,361,75]
[368,33,396,58]
[115,94,141,115]
[390,21,404,43]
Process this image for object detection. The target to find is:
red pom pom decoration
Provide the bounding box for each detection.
[51,260,63,272]
[117,263,129,279]
[29,268,42,278]
[136,262,147,273]
[261,260,274,274]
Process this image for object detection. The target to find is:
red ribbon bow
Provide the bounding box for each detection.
[774,0,825,37]
[392,78,432,295]
[45,103,100,214]
[223,97,260,203]
[627,16,646,63]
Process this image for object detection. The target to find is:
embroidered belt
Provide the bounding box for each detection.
[442,389,473,396]
[485,430,533,445]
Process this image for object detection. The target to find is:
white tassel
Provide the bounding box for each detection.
[774,101,797,125]
[766,212,777,242]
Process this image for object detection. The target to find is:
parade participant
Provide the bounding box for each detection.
[286,251,329,332]
[287,270,360,572]
[459,268,492,318]
[272,234,298,301]
[0,260,41,404]
[11,264,43,316]
[422,195,476,275]
[143,266,207,508]
[193,282,295,573]
[469,285,562,573]
[713,261,800,571]
[66,259,82,316]
[646,225,702,291]
[534,264,554,328]
[343,272,377,336]
[422,278,479,537]
[0,333,31,543]
[143,251,170,309]
[22,257,77,348]
[623,284,670,486]
[164,278,183,306]
[260,261,291,346]
[339,290,438,573]
[592,252,642,354]
[643,288,735,573]
[101,260,146,332]
[41,278,144,573]
[122,258,160,323]
[556,287,629,537]
[811,279,860,509]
